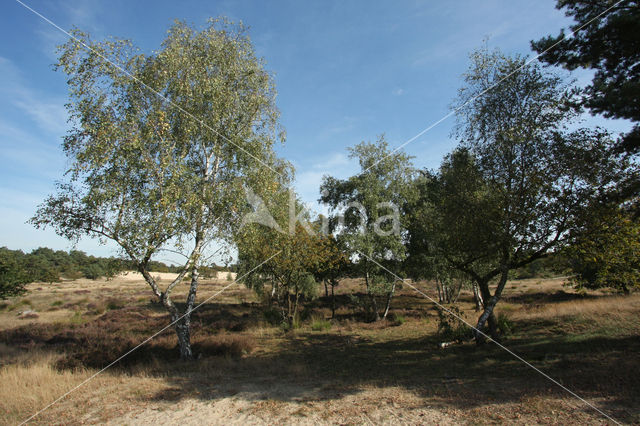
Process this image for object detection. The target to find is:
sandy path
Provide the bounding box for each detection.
[107,387,457,425]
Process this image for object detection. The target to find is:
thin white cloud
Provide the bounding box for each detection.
[319,115,362,138]
[392,88,405,96]
[14,97,68,136]
[293,151,358,213]
[0,56,69,135]
[311,152,350,170]
[36,0,106,59]
[0,119,64,178]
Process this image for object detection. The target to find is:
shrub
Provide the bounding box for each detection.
[85,302,106,315]
[105,299,125,310]
[311,318,331,332]
[281,316,301,331]
[348,294,377,321]
[299,305,314,322]
[436,305,470,342]
[262,307,285,327]
[497,312,513,336]
[391,313,406,326]
[193,334,256,358]
[69,311,84,324]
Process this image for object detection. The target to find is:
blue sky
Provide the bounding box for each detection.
[0,0,633,262]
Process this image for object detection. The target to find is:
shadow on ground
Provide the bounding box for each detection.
[1,298,638,423]
[155,309,639,423]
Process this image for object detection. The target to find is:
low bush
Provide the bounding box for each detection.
[193,334,255,358]
[262,307,285,327]
[497,312,513,336]
[69,311,84,324]
[105,299,125,311]
[311,317,331,331]
[391,313,406,326]
[436,305,470,342]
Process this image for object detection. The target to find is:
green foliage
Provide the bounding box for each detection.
[391,313,406,326]
[311,231,351,287]
[406,46,634,340]
[511,255,566,279]
[436,305,469,342]
[321,136,416,320]
[532,0,640,156]
[69,310,84,324]
[496,313,513,336]
[0,247,29,299]
[238,187,343,326]
[0,247,135,288]
[30,18,288,359]
[405,149,499,283]
[262,307,286,327]
[311,317,332,331]
[81,264,106,280]
[348,293,377,320]
[566,208,640,293]
[106,299,125,311]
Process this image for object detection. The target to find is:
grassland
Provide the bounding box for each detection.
[0,275,638,424]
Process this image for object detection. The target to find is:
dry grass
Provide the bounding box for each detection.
[0,275,638,424]
[0,349,91,423]
[512,294,640,321]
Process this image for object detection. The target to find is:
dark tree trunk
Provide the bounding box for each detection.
[324,280,329,298]
[331,281,336,319]
[436,278,443,303]
[371,297,380,321]
[293,290,300,327]
[286,292,293,326]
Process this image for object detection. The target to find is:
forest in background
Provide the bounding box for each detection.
[0,246,235,295]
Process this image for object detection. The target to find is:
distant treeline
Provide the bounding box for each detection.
[0,246,235,284]
[510,254,567,280]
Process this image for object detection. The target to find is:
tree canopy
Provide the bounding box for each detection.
[565,206,640,294]
[321,136,416,320]
[407,47,633,342]
[531,0,640,157]
[31,18,287,359]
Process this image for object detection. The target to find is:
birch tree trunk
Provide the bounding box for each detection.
[474,268,509,344]
[172,255,202,360]
[382,280,396,319]
[472,281,484,311]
